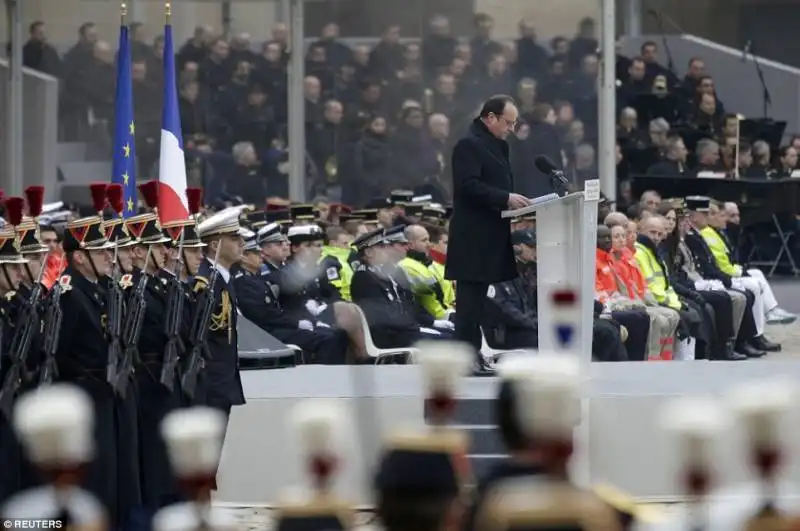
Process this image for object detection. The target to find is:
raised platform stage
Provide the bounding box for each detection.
[217,363,800,505]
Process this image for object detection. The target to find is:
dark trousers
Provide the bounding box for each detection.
[454,281,489,359]
[611,310,650,361]
[593,319,628,362]
[734,288,758,342]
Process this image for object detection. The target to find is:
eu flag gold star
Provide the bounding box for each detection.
[127,198,135,212]
[122,172,129,186]
[129,121,135,135]
[123,143,131,158]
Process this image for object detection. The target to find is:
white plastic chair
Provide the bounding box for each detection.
[480,327,529,363]
[353,305,420,364]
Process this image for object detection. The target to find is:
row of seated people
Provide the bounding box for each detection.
[594,195,795,362]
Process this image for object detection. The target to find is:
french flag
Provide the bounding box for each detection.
[157,18,189,223]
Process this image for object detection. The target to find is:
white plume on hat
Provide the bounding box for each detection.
[161,407,227,477]
[14,384,94,467]
[513,353,582,439]
[661,396,729,469]
[416,340,472,400]
[290,399,349,461]
[729,379,796,449]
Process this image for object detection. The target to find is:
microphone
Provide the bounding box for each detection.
[741,40,751,62]
[534,155,570,197]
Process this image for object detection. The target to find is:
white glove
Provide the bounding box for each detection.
[316,321,331,328]
[298,320,314,331]
[433,319,455,331]
[304,300,320,316]
[316,303,329,316]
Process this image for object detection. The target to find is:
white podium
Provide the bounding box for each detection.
[502,180,600,363]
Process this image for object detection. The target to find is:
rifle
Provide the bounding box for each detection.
[0,256,48,418]
[106,246,124,389]
[113,246,151,398]
[181,241,222,401]
[38,281,63,385]
[160,227,187,391]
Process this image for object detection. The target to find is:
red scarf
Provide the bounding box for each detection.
[430,249,446,265]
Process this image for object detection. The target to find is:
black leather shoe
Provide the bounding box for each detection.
[750,335,781,353]
[724,348,749,360]
[737,343,766,358]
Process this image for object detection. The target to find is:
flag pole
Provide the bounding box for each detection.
[121,2,127,25]
[165,1,171,23]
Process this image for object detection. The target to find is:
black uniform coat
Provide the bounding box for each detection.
[234,264,348,364]
[54,268,118,524]
[483,277,538,349]
[683,228,733,287]
[276,259,341,324]
[446,118,517,283]
[132,268,184,508]
[350,264,420,349]
[193,260,245,415]
[0,294,22,505]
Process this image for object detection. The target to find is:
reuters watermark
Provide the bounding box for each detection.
[2,521,64,529]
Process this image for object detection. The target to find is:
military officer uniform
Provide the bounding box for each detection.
[235,225,349,365]
[0,228,29,504]
[54,215,120,523]
[2,384,108,530]
[194,209,246,477]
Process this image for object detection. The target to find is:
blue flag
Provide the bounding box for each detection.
[111,22,137,217]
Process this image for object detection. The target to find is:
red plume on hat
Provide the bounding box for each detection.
[24,186,45,218]
[5,197,25,227]
[89,182,108,214]
[186,188,203,216]
[106,183,124,216]
[138,180,159,211]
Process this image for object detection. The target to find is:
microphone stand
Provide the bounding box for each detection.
[650,10,676,78]
[745,44,772,118]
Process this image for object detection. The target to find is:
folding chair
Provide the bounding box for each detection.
[353,305,420,364]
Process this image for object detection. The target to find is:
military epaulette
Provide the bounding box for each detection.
[119,273,133,289]
[58,274,72,292]
[234,271,244,280]
[593,483,663,526]
[192,275,209,293]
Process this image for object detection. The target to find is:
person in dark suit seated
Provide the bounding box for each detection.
[646,135,688,177]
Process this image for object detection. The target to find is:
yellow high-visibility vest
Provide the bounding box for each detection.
[700,226,742,277]
[634,242,681,311]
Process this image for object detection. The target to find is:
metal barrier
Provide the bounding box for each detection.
[0,59,59,199]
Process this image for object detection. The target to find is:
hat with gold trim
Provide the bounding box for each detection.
[125,213,171,245]
[0,228,27,264]
[352,209,379,225]
[404,203,425,218]
[247,210,268,230]
[197,207,242,239]
[7,192,48,254]
[389,190,414,206]
[161,187,207,249]
[290,204,317,221]
[102,183,136,249]
[63,217,114,252]
[273,400,354,531]
[267,209,292,226]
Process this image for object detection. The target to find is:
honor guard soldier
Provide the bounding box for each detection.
[163,188,207,282]
[1,384,107,530]
[0,224,29,504]
[374,341,472,531]
[194,208,246,481]
[54,191,120,524]
[273,400,355,531]
[471,353,622,531]
[152,407,236,531]
[235,225,350,365]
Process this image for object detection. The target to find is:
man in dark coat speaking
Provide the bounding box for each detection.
[445,95,532,371]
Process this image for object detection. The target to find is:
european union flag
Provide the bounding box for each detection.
[111,21,137,217]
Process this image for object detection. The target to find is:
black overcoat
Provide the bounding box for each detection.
[445,118,517,283]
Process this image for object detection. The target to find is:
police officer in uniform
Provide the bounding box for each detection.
[195,208,246,483]
[0,227,29,504]
[2,384,108,529]
[55,212,119,523]
[257,222,287,280]
[153,407,236,531]
[235,223,350,364]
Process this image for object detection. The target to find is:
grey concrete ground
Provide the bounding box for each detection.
[215,279,800,527]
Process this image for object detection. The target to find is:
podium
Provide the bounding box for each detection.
[502,180,600,363]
